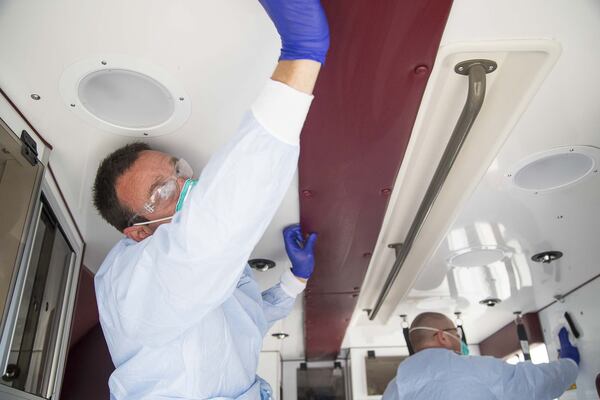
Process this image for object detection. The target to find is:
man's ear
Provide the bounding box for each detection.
[123,225,152,242]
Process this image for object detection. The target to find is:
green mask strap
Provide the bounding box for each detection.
[175,179,198,212]
[460,340,470,356]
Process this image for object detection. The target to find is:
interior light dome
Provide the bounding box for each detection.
[509,146,598,192]
[60,56,190,137]
[448,246,507,268]
[78,69,175,129]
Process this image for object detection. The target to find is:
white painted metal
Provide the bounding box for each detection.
[257,352,282,400]
[354,39,561,325]
[539,278,600,400]
[347,0,600,356]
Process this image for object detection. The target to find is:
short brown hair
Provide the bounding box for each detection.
[93,142,151,231]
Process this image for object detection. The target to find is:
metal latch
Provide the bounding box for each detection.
[20,130,38,166]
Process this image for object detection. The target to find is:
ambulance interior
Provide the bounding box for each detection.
[0,0,599,399]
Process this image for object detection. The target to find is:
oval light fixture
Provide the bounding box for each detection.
[508,146,598,192]
[448,245,509,268]
[60,55,190,137]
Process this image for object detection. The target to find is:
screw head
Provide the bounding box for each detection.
[458,66,465,72]
[380,188,392,196]
[414,64,429,75]
[70,103,76,107]
[179,97,184,101]
[30,94,41,101]
[143,133,149,136]
[302,190,314,199]
[101,60,107,65]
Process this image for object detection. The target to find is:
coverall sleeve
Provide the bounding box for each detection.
[496,358,578,399]
[110,81,313,343]
[261,269,306,332]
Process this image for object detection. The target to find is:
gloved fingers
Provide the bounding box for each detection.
[305,233,318,253]
[558,327,572,347]
[283,224,301,241]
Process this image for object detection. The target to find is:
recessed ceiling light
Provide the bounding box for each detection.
[531,250,563,263]
[508,146,598,192]
[448,245,508,268]
[271,332,289,340]
[479,298,501,307]
[60,55,190,137]
[78,69,175,129]
[248,258,276,271]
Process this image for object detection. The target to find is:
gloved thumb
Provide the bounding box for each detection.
[305,232,318,253]
[558,327,572,347]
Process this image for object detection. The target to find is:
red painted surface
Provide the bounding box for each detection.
[300,0,454,359]
[67,266,99,349]
[62,267,114,400]
[479,313,544,359]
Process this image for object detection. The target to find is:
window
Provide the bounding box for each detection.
[365,355,407,395]
[297,366,346,400]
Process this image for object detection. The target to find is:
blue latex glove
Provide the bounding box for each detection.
[283,224,317,279]
[258,0,330,64]
[558,327,580,365]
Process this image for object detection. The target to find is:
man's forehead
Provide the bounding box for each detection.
[116,151,174,203]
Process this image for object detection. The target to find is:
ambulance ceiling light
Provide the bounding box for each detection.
[448,245,508,268]
[59,56,190,137]
[508,146,599,192]
[249,258,276,271]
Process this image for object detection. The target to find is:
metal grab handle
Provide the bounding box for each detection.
[368,59,497,320]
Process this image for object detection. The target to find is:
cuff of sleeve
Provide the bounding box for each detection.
[280,269,307,298]
[251,80,314,146]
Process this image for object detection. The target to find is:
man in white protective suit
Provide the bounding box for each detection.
[91,0,329,398]
[382,312,580,400]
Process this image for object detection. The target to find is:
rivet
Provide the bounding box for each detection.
[363,252,372,258]
[101,60,107,65]
[569,148,574,152]
[302,190,314,198]
[458,66,465,72]
[414,64,429,75]
[30,94,41,101]
[488,65,494,71]
[380,188,392,196]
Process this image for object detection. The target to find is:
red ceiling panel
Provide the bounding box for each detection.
[300,0,453,360]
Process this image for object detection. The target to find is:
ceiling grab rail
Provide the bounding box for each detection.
[368,59,497,320]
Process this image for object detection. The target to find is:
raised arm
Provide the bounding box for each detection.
[102,0,330,344]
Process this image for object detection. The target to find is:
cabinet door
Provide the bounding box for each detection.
[2,201,74,399]
[0,119,43,341]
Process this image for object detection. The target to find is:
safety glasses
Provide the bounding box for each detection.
[128,158,193,226]
[409,326,463,340]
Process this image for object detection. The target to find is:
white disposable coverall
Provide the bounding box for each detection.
[95,80,313,400]
[382,348,578,400]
